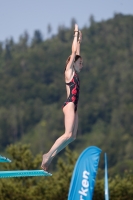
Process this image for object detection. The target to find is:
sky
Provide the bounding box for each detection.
[0,0,133,43]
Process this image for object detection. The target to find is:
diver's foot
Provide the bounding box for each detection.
[41,154,49,171]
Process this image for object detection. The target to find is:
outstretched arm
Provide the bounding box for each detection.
[76,31,82,55]
[65,24,79,72]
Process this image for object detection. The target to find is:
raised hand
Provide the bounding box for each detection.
[78,31,82,43]
[74,24,79,33]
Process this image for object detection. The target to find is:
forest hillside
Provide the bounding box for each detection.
[0,13,133,174]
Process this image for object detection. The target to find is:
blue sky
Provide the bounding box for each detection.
[0,0,133,43]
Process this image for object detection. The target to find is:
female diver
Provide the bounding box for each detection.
[41,24,83,171]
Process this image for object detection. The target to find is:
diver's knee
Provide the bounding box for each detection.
[64,132,74,140]
[64,132,76,141]
[71,133,76,140]
[72,135,76,140]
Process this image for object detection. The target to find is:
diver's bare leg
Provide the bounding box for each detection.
[41,103,76,171]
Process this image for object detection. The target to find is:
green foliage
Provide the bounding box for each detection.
[93,174,133,200]
[0,144,133,199]
[0,144,78,200]
[0,14,133,175]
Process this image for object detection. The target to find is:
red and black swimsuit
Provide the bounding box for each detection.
[63,72,80,112]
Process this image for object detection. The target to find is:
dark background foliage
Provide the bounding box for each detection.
[0,14,133,199]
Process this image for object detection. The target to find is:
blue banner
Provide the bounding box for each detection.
[68,146,102,200]
[105,153,109,200]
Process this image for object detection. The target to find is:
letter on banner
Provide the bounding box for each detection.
[68,146,102,200]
